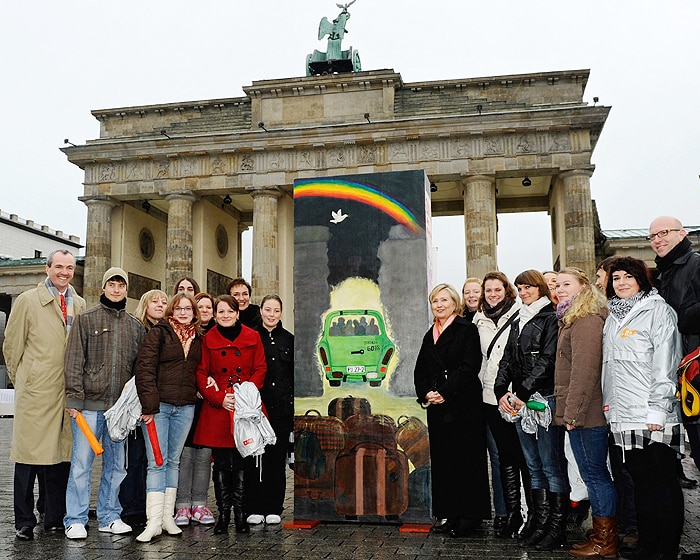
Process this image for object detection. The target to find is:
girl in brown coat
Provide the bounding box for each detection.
[554,267,616,558]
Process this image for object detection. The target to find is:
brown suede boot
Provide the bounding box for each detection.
[568,516,618,558]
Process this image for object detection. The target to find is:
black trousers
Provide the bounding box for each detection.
[625,444,684,555]
[14,462,70,529]
[245,433,288,516]
[119,432,147,517]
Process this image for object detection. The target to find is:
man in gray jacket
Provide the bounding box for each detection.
[63,267,145,539]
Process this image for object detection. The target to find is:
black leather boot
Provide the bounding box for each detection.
[534,491,569,551]
[232,469,250,534]
[213,470,232,535]
[497,464,523,538]
[517,468,535,541]
[520,488,549,547]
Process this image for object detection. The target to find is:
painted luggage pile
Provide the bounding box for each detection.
[328,398,408,517]
[334,442,409,517]
[327,395,371,420]
[395,415,431,468]
[294,409,346,500]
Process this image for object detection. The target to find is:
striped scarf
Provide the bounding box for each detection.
[45,278,75,333]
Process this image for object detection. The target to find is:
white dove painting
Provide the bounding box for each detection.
[330,209,348,224]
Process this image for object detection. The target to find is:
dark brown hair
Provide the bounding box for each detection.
[173,277,201,296]
[514,269,551,302]
[605,257,653,299]
[225,277,252,297]
[478,271,517,311]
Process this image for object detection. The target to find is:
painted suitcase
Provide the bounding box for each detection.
[327,395,372,420]
[407,465,432,509]
[294,410,347,499]
[395,415,430,468]
[334,442,409,516]
[344,413,397,449]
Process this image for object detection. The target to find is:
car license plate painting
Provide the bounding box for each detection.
[294,170,433,523]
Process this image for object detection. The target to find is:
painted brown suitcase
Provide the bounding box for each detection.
[334,443,409,517]
[327,395,371,420]
[294,410,347,500]
[395,415,430,468]
[344,413,397,449]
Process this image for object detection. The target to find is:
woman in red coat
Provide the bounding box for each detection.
[192,295,266,534]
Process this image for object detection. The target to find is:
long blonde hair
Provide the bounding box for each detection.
[135,289,168,329]
[559,267,607,325]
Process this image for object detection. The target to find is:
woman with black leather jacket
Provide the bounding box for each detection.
[494,269,568,552]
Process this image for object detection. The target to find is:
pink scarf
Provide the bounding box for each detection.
[432,314,456,343]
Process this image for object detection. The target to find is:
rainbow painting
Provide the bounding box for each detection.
[294,178,424,234]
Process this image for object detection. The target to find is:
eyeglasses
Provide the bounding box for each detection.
[174,306,193,313]
[646,229,680,241]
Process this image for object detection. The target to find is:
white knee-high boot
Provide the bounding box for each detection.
[162,487,182,535]
[136,492,164,542]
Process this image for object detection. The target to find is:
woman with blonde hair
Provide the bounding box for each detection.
[119,288,170,529]
[135,289,169,330]
[414,283,490,537]
[461,277,482,321]
[554,267,617,558]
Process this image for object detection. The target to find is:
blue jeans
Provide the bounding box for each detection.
[64,410,127,528]
[568,426,616,518]
[515,397,569,494]
[142,403,194,492]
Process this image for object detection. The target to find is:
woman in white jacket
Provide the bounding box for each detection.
[602,256,683,560]
[473,271,525,539]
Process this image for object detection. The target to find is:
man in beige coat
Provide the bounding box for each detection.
[3,250,86,541]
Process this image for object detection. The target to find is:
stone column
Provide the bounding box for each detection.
[79,195,116,306]
[462,174,497,279]
[560,169,596,275]
[251,188,282,298]
[164,191,197,293]
[237,223,248,278]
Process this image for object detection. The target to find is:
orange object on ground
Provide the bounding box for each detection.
[75,411,104,456]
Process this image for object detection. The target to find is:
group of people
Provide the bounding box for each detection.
[4,266,293,542]
[414,216,699,560]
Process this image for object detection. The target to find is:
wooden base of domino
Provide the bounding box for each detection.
[283,519,322,529]
[399,523,432,533]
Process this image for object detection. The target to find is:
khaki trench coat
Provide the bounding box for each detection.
[3,281,86,464]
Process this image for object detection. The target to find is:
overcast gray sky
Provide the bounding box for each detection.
[1,0,697,289]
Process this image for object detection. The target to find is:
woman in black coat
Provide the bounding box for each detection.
[494,269,567,551]
[414,283,490,538]
[245,294,294,525]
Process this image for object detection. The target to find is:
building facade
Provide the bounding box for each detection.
[62,68,610,319]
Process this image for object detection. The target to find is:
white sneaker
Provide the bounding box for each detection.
[265,514,281,525]
[65,523,87,539]
[246,514,265,525]
[98,519,132,534]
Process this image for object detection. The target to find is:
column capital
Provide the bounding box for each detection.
[248,186,284,199]
[78,195,117,208]
[559,168,594,181]
[460,173,496,186]
[161,190,198,203]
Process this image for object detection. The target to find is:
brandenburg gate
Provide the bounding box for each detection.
[63,67,609,310]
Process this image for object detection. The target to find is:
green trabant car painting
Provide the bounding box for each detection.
[318,309,395,388]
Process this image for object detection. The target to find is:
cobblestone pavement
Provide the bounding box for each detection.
[2,416,699,559]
